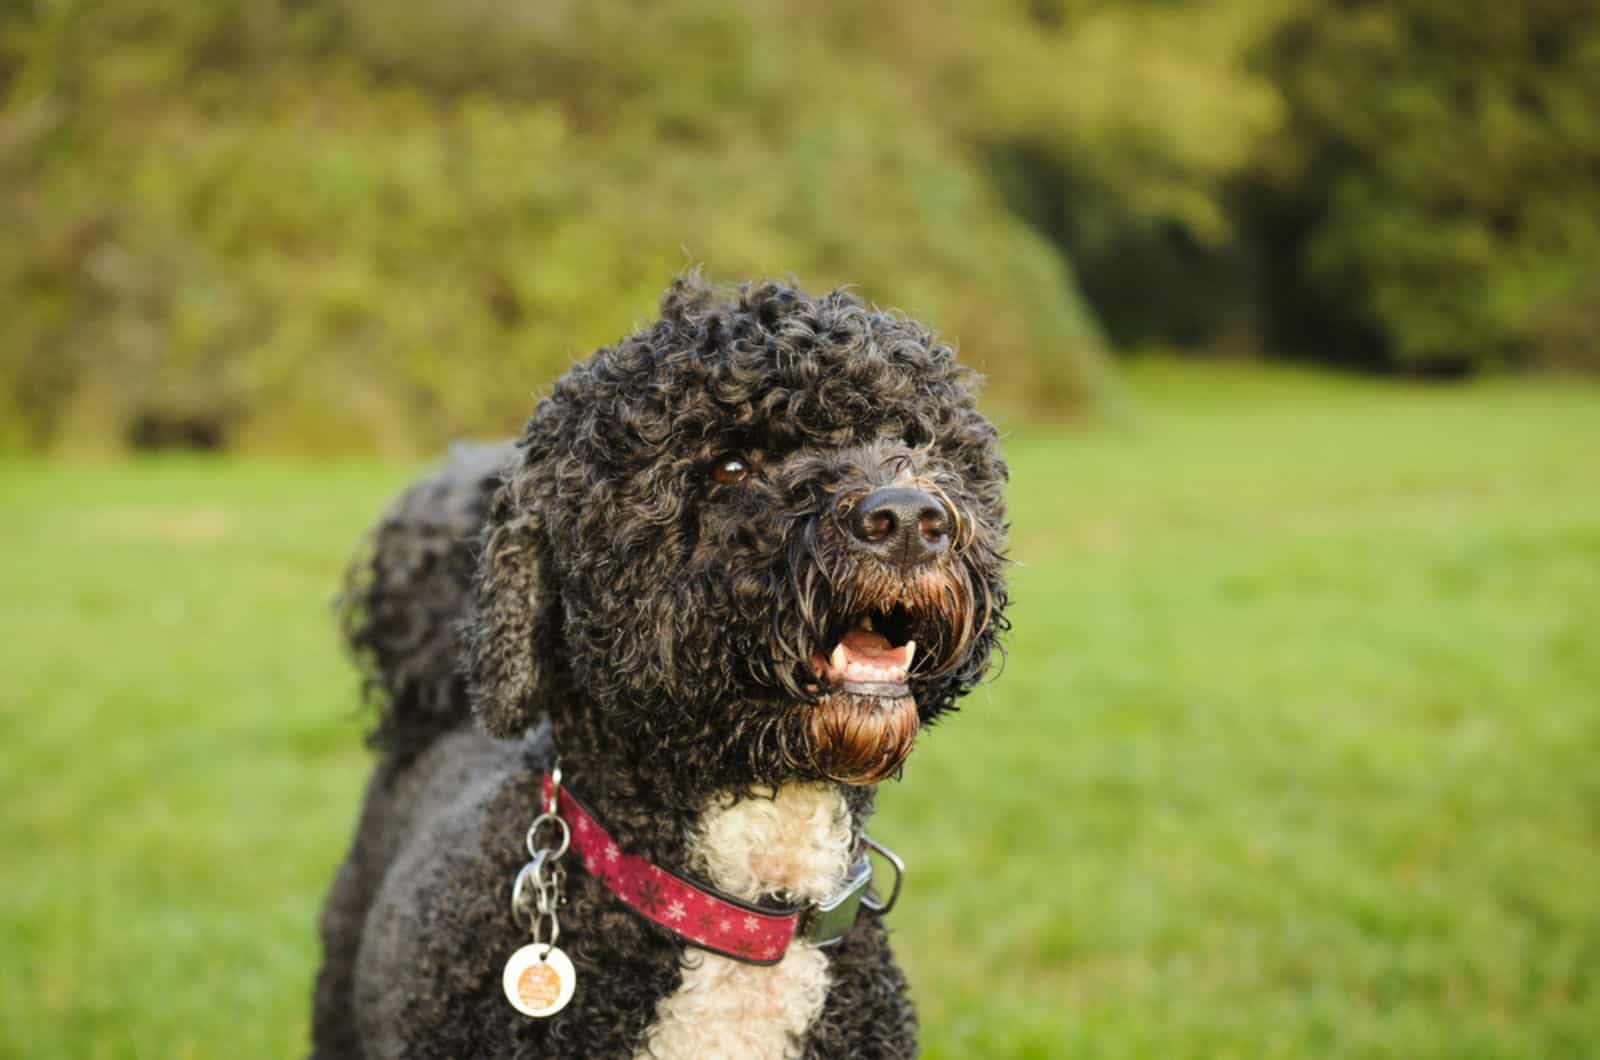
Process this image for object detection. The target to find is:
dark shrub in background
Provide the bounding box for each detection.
[1251,0,1600,374]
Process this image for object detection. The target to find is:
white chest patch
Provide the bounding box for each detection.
[633,783,853,1060]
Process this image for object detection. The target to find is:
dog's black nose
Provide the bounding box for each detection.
[849,487,949,567]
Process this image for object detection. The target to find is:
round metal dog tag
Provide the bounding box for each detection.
[502,943,576,1018]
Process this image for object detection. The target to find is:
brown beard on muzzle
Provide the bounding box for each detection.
[805,692,920,785]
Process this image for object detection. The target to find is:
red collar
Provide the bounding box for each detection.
[541,771,899,965]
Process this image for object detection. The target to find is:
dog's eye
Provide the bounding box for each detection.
[710,455,750,485]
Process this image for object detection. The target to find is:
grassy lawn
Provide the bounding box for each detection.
[3,360,1597,1058]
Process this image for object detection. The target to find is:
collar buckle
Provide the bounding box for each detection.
[806,855,873,947]
[806,835,906,947]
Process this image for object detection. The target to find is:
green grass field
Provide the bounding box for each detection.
[4,360,1598,1058]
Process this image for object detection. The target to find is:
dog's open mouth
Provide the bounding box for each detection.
[790,568,979,784]
[810,603,926,695]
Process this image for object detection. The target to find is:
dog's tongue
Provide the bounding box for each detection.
[834,628,913,678]
[840,628,894,658]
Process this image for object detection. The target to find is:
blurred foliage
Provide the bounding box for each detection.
[906,0,1600,370]
[0,0,1110,453]
[1254,0,1600,372]
[841,0,1293,348]
[1,0,1595,452]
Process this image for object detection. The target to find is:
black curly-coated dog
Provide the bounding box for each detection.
[311,277,1009,1059]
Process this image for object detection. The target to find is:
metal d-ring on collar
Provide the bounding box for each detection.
[862,835,905,915]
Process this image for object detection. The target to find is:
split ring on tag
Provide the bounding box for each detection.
[502,942,576,1018]
[526,813,570,861]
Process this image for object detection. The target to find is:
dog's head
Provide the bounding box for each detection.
[467,277,1008,787]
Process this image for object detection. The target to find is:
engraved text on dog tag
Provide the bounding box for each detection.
[502,943,576,1018]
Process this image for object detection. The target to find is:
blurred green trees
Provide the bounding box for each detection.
[1255,0,1600,372]
[853,0,1291,349]
[1,0,1595,452]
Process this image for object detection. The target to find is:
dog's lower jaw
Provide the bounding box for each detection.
[634,783,855,1060]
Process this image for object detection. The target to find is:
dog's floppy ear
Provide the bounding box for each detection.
[465,462,562,738]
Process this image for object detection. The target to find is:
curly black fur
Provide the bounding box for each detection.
[339,441,514,762]
[312,277,1009,1058]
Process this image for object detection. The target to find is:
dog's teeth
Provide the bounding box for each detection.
[830,643,847,674]
[904,640,916,668]
[859,614,874,632]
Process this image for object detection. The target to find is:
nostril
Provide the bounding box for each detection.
[918,507,948,544]
[850,499,901,544]
[861,508,897,543]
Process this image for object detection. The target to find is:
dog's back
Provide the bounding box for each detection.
[314,441,519,1058]
[339,441,516,760]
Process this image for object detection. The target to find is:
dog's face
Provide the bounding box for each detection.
[468,280,1007,788]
